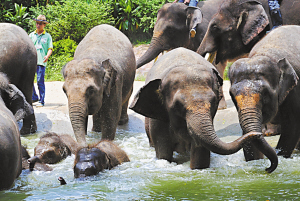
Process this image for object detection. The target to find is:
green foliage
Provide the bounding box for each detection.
[3,3,31,31]
[52,38,77,58]
[29,0,115,43]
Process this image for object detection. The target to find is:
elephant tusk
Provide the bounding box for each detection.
[205,51,217,63]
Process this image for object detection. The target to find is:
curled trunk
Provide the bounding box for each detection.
[28,156,41,171]
[136,37,164,69]
[186,110,261,155]
[239,108,278,173]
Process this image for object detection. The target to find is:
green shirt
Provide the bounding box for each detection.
[29,30,53,67]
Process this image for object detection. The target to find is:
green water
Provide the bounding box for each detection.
[1,129,300,200]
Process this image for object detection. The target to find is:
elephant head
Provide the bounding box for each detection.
[28,132,72,171]
[229,57,298,167]
[73,146,110,178]
[137,3,203,68]
[197,0,269,64]
[62,59,117,146]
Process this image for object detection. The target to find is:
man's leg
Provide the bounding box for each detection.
[32,66,39,102]
[36,65,46,105]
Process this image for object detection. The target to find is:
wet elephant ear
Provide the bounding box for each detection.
[129,79,169,122]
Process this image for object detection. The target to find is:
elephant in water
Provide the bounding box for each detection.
[62,24,136,146]
[0,73,34,190]
[0,23,37,134]
[130,47,277,172]
[27,132,79,170]
[229,25,300,161]
[74,140,130,178]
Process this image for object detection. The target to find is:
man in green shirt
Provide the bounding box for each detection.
[29,15,53,107]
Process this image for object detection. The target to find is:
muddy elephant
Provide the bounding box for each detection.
[62,24,136,146]
[130,48,277,172]
[0,73,34,190]
[136,0,223,69]
[197,0,300,65]
[0,23,37,134]
[21,145,52,171]
[228,26,300,162]
[74,140,130,178]
[28,132,79,170]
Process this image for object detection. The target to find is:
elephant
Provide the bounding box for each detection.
[74,140,130,178]
[0,23,37,134]
[21,145,52,171]
[197,0,300,66]
[130,47,277,172]
[28,132,79,171]
[228,25,300,162]
[0,73,34,190]
[136,0,223,69]
[62,24,136,146]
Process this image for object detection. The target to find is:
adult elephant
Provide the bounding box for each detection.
[136,0,223,69]
[0,73,34,190]
[197,0,300,66]
[228,26,300,161]
[63,24,136,146]
[130,48,277,172]
[0,23,37,134]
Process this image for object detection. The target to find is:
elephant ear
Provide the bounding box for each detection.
[186,7,203,34]
[278,58,299,105]
[129,79,169,122]
[101,59,118,97]
[212,68,224,102]
[4,84,34,121]
[238,1,269,45]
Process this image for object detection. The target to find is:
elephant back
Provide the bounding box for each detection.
[146,47,218,84]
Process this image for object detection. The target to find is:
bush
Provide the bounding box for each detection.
[29,0,115,43]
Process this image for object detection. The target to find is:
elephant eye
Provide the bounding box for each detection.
[86,86,96,96]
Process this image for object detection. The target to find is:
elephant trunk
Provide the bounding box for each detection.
[28,156,41,171]
[136,36,165,69]
[238,107,278,173]
[69,102,88,147]
[186,109,261,155]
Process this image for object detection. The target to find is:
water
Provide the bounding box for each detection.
[1,107,300,200]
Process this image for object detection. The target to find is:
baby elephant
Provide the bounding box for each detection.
[21,145,52,171]
[74,140,130,178]
[28,132,79,170]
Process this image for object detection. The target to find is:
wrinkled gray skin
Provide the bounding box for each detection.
[198,0,300,65]
[137,0,223,69]
[63,24,136,146]
[21,145,52,171]
[28,132,79,171]
[130,48,277,172]
[74,140,130,178]
[137,1,227,109]
[0,73,34,190]
[229,26,300,163]
[0,23,37,135]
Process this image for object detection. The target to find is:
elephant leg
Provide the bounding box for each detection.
[190,142,210,169]
[20,114,37,135]
[118,98,129,125]
[145,117,154,147]
[276,119,300,158]
[92,111,101,132]
[149,118,173,162]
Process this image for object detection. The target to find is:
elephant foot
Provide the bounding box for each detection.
[118,114,129,125]
[20,123,37,135]
[217,97,227,110]
[262,123,281,136]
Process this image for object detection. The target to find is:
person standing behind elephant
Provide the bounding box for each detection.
[268,0,283,30]
[29,15,53,107]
